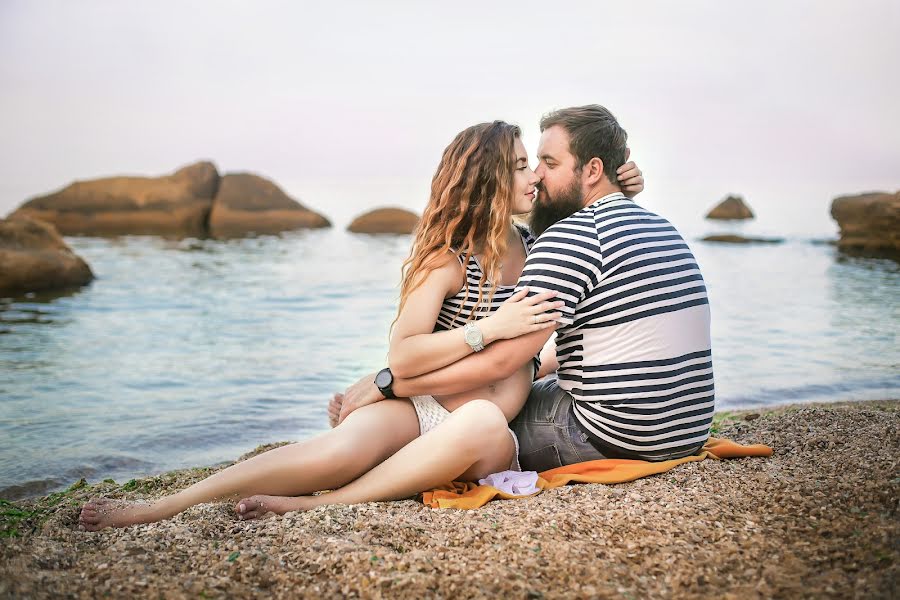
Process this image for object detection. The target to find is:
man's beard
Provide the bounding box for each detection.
[529,178,585,237]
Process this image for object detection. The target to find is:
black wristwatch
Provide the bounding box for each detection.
[374,367,397,399]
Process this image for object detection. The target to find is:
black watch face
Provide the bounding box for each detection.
[375,369,392,388]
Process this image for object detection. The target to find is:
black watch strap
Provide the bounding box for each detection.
[375,367,397,399]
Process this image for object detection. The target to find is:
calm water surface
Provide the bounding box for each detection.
[1,228,898,499]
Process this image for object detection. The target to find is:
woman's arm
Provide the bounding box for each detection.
[389,258,562,379]
[387,256,469,379]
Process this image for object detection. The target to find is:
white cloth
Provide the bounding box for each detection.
[409,395,522,471]
[478,470,540,495]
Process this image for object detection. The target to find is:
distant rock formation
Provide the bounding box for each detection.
[10,162,218,237]
[348,208,420,234]
[705,195,755,220]
[208,173,330,238]
[701,234,783,244]
[9,161,330,238]
[830,191,900,251]
[0,216,94,294]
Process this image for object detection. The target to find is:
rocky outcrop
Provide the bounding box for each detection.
[701,234,783,244]
[830,191,900,251]
[9,162,332,238]
[207,173,330,238]
[0,217,94,294]
[11,162,219,236]
[347,208,420,234]
[705,195,754,220]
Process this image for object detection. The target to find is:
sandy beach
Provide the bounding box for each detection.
[1,400,897,599]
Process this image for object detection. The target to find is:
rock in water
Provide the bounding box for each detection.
[10,161,220,237]
[0,216,94,294]
[701,234,783,244]
[830,191,900,251]
[207,173,331,238]
[705,195,755,220]
[347,208,420,234]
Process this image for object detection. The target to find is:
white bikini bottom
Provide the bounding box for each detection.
[409,395,521,472]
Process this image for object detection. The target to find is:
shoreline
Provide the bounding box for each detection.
[4,395,895,504]
[1,399,898,598]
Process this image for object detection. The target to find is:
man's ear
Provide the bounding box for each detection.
[625,147,631,161]
[582,157,605,185]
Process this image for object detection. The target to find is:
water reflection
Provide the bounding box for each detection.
[0,285,89,305]
[834,246,900,264]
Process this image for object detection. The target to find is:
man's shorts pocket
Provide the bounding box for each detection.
[519,444,562,472]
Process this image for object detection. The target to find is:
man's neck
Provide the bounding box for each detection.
[581,181,622,208]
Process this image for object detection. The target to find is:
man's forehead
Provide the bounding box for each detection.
[538,126,571,158]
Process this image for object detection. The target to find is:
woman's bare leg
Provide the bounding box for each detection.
[236,399,514,517]
[79,399,420,530]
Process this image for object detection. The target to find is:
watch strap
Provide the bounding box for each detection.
[375,367,397,399]
[464,322,485,352]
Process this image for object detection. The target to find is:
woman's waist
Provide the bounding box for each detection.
[433,362,533,420]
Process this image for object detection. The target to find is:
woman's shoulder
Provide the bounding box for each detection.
[410,249,465,293]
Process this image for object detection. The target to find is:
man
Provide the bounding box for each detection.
[338,105,714,470]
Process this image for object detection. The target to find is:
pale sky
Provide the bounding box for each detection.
[1,0,898,235]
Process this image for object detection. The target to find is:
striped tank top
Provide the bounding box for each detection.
[433,224,537,332]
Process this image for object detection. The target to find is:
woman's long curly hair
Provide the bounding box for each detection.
[394,121,521,331]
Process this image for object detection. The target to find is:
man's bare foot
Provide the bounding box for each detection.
[79,497,158,531]
[234,495,317,520]
[328,393,344,428]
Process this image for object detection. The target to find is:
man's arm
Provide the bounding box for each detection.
[535,335,559,379]
[392,327,554,397]
[335,328,552,425]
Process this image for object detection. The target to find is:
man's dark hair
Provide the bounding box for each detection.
[540,104,628,184]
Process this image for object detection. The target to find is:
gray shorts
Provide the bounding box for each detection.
[511,377,706,471]
[509,377,608,472]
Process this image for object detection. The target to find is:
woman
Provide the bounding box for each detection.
[79,121,643,529]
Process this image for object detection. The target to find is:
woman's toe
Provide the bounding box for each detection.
[235,496,261,515]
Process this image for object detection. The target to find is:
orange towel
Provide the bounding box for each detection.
[421,437,773,509]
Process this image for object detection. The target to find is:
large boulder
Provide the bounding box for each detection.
[705,195,755,220]
[0,217,94,295]
[347,208,420,234]
[10,161,220,236]
[831,191,900,251]
[207,173,330,238]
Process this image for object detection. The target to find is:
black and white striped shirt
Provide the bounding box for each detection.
[517,193,714,459]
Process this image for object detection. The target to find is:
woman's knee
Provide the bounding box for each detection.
[450,400,510,443]
[331,400,419,459]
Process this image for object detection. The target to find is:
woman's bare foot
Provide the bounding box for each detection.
[79,497,158,531]
[234,494,318,520]
[328,393,344,428]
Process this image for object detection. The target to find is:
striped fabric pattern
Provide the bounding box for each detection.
[518,192,714,459]
[433,224,537,331]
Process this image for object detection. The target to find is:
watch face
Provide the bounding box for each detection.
[375,369,392,388]
[465,325,483,345]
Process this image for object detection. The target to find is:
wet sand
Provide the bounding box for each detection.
[1,400,897,599]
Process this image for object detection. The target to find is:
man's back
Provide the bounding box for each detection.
[519,192,714,460]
